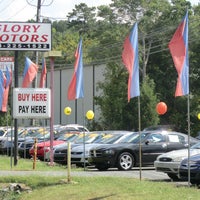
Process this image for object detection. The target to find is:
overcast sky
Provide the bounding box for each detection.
[0,0,199,22]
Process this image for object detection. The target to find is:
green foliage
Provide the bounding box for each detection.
[0,108,12,126]
[94,63,159,131]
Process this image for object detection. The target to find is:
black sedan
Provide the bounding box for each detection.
[88,130,199,171]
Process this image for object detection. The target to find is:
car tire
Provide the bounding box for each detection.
[167,173,179,181]
[117,152,134,170]
[96,165,109,171]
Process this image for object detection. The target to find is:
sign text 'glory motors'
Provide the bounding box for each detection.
[0,22,51,51]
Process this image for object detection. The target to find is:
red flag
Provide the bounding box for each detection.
[122,23,140,102]
[67,38,84,100]
[168,11,189,97]
[39,58,47,88]
[2,67,12,112]
[0,70,5,110]
[22,57,38,88]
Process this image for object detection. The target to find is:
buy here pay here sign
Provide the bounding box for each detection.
[13,88,51,119]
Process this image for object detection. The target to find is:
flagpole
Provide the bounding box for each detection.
[138,96,142,181]
[187,85,191,187]
[82,99,86,171]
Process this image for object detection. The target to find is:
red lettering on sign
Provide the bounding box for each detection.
[18,93,30,101]
[31,93,47,101]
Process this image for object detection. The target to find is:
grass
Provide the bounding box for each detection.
[0,156,200,200]
[0,155,68,171]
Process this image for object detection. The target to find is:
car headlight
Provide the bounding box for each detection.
[172,156,184,162]
[188,160,200,165]
[104,149,115,155]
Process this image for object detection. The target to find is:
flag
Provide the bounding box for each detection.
[2,66,12,112]
[22,57,38,88]
[67,38,84,100]
[168,11,189,97]
[122,22,140,102]
[39,58,47,88]
[0,70,5,109]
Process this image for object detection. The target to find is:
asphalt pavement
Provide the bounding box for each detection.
[0,167,170,180]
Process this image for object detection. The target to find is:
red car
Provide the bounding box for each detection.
[29,131,81,160]
[29,140,65,161]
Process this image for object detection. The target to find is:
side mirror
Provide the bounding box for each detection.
[145,140,150,145]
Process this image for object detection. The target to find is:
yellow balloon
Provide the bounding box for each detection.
[64,107,71,115]
[198,113,200,120]
[86,110,94,120]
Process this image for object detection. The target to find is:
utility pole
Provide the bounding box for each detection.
[35,0,41,85]
[14,0,42,165]
[32,0,41,126]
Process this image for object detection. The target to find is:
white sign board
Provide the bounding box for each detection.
[0,22,51,51]
[0,56,14,71]
[13,88,51,119]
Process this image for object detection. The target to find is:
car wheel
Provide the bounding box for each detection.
[117,152,134,170]
[96,165,109,171]
[167,173,179,181]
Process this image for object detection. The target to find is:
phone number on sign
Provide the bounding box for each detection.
[0,43,50,49]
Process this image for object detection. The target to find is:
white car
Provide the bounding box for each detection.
[154,142,200,181]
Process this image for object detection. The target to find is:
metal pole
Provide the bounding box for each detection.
[35,0,41,84]
[138,96,142,181]
[67,142,71,182]
[187,94,191,186]
[14,51,18,166]
[49,57,54,165]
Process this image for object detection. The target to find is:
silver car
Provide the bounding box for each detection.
[154,142,200,181]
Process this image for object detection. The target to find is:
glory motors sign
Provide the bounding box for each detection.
[0,22,51,51]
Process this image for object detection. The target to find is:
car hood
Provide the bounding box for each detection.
[157,148,200,159]
[71,143,104,152]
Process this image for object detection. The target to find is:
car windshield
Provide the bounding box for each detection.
[93,133,125,144]
[191,142,200,149]
[118,132,150,143]
[6,128,25,137]
[74,133,100,144]
[57,132,80,142]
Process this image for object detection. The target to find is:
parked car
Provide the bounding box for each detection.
[60,124,89,132]
[18,126,79,159]
[0,127,8,139]
[71,131,136,167]
[179,154,200,185]
[88,130,199,171]
[0,127,27,155]
[154,141,200,181]
[53,131,110,165]
[29,130,82,160]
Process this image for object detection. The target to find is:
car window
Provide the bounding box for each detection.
[191,142,200,149]
[168,134,185,143]
[0,130,5,136]
[146,133,164,143]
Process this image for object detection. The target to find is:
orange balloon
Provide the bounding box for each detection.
[156,102,167,115]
